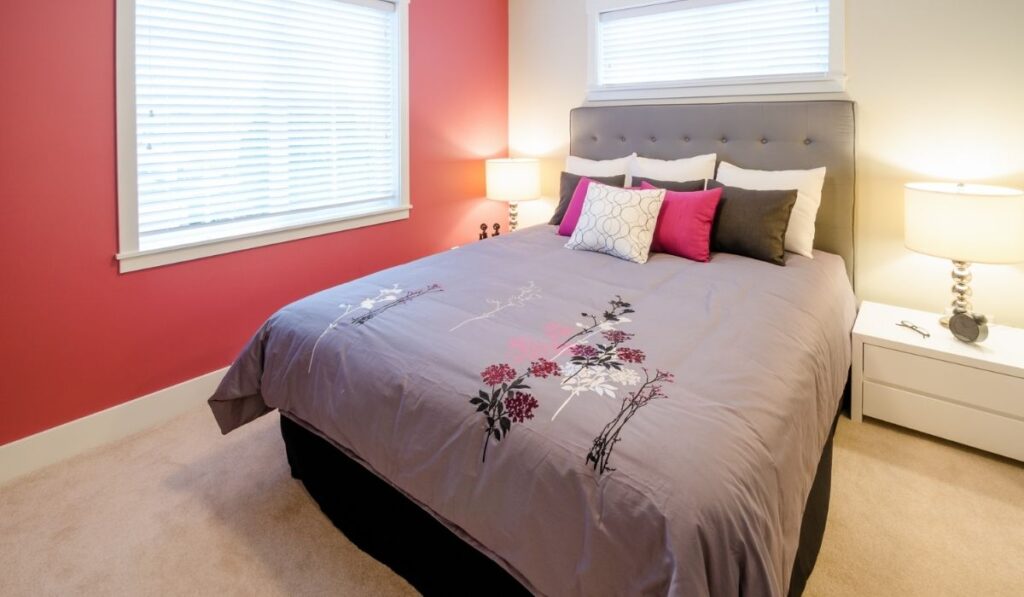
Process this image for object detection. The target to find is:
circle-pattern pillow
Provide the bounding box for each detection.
[564,183,665,264]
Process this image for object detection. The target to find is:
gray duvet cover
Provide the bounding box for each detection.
[210,225,856,597]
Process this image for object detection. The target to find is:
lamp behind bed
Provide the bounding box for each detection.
[486,158,541,232]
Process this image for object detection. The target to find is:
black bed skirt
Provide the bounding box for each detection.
[281,413,838,597]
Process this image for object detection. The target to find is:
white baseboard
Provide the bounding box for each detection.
[0,367,228,486]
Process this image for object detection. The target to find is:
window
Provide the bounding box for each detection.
[116,0,409,272]
[587,0,845,101]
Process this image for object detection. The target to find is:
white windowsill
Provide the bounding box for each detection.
[587,77,847,102]
[116,205,411,273]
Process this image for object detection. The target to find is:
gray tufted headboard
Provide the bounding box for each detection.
[569,101,856,282]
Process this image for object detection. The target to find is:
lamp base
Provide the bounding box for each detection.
[508,201,519,232]
[940,260,990,343]
[939,260,973,325]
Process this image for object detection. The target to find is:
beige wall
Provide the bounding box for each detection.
[509,0,1024,326]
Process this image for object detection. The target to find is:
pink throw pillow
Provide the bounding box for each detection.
[557,177,597,236]
[558,178,636,236]
[643,181,723,262]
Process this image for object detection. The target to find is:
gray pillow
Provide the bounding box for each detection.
[549,172,627,225]
[706,180,798,266]
[631,177,706,192]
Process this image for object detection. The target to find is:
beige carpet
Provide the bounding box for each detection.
[2,407,1022,597]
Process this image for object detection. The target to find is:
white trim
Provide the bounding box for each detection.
[585,0,847,101]
[115,0,138,260]
[117,206,411,272]
[588,78,847,101]
[114,0,412,271]
[0,368,228,486]
[398,0,411,219]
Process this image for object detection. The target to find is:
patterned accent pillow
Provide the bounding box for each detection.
[565,183,666,264]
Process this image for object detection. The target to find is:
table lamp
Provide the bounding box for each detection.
[486,158,540,231]
[904,182,1024,341]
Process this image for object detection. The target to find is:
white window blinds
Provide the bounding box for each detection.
[131,0,402,252]
[596,0,834,89]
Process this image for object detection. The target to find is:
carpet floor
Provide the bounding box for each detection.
[2,406,1022,596]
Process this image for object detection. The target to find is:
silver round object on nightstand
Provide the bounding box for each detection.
[948,312,989,343]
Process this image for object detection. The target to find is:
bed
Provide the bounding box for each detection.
[210,101,857,596]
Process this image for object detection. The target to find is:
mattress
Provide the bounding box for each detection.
[210,225,856,596]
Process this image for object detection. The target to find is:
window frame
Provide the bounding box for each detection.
[585,0,846,102]
[115,0,412,273]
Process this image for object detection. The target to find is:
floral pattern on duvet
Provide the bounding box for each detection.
[470,296,675,474]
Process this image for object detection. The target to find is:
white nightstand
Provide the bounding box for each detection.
[852,301,1024,461]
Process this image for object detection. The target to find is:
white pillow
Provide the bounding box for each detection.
[715,162,827,258]
[631,153,717,184]
[565,182,665,264]
[565,153,637,186]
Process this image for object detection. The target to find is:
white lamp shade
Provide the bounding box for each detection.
[486,158,540,202]
[904,182,1024,264]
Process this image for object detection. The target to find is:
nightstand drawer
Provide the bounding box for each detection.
[863,344,1024,419]
[863,381,1024,461]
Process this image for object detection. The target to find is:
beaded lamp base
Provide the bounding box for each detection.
[939,260,973,327]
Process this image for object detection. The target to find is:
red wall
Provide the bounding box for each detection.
[0,0,510,445]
